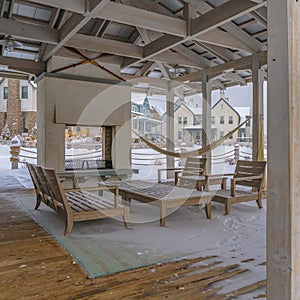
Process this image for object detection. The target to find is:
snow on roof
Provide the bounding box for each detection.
[234,107,251,122]
[131,98,146,105]
[151,105,164,117]
[183,125,201,130]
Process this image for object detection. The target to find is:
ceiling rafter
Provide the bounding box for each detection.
[188,0,266,53]
[42,0,111,61]
[122,0,265,69]
[0,56,46,74]
[0,0,269,87]
[177,50,267,83]
[26,0,85,14]
[193,41,240,62]
[136,27,168,79]
[134,61,155,77]
[222,72,247,86]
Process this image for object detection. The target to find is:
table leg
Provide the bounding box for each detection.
[205,201,212,219]
[160,203,166,226]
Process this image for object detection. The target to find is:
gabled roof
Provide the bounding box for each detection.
[151,105,164,117]
[212,98,241,123]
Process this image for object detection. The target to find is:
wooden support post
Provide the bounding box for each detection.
[202,71,212,173]
[166,87,175,178]
[10,145,20,169]
[267,1,300,299]
[252,53,264,160]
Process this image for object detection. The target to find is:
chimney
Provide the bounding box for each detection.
[220,90,225,99]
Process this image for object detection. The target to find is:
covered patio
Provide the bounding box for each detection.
[0,0,299,298]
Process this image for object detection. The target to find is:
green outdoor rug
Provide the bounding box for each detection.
[15,191,213,278]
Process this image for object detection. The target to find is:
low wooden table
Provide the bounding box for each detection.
[99,180,213,226]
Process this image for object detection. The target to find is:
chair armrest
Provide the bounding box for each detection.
[158,167,182,183]
[230,175,262,196]
[175,168,204,175]
[206,173,234,178]
[232,175,262,182]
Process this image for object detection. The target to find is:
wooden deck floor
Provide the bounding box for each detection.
[0,191,266,300]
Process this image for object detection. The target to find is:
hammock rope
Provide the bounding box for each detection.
[133,117,251,158]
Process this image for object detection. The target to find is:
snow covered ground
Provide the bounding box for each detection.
[0,143,266,298]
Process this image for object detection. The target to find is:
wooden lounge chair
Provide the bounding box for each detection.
[27,163,43,209]
[28,165,130,236]
[34,165,59,210]
[158,157,207,190]
[27,163,78,210]
[210,160,267,214]
[158,157,226,191]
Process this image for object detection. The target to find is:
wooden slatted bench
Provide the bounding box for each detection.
[28,164,129,236]
[99,180,213,226]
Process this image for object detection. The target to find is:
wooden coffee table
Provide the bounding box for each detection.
[99,180,213,226]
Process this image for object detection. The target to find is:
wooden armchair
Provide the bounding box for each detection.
[27,163,43,209]
[27,163,77,211]
[158,157,207,190]
[210,160,267,215]
[43,167,130,236]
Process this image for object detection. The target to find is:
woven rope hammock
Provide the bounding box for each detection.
[133,117,251,158]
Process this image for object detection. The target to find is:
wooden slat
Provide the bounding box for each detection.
[67,191,116,209]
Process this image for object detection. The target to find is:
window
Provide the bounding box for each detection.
[21,86,28,99]
[183,117,187,125]
[131,105,138,112]
[3,87,8,99]
[178,131,182,140]
[220,131,224,138]
[246,116,251,127]
[229,135,233,139]
[229,116,233,124]
[220,116,224,124]
[211,116,215,124]
[178,117,182,125]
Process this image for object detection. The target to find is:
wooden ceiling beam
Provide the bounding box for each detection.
[0,56,46,74]
[0,17,58,43]
[26,0,85,14]
[123,0,264,69]
[42,0,110,61]
[191,0,266,36]
[177,50,267,82]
